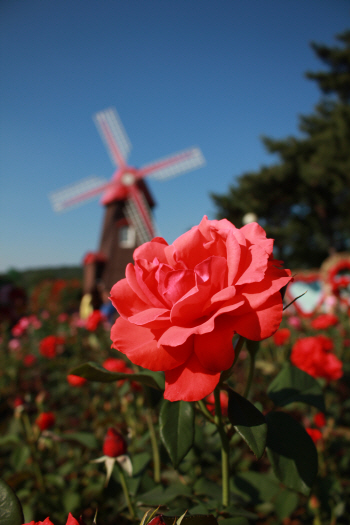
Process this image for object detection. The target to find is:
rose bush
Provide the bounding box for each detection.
[110,216,291,401]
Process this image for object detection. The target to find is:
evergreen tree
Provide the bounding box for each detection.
[211,30,350,268]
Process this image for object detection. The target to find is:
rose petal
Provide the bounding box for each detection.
[194,315,235,372]
[239,266,292,310]
[110,278,148,318]
[111,317,190,371]
[240,222,274,254]
[234,244,270,286]
[230,292,283,340]
[164,352,221,402]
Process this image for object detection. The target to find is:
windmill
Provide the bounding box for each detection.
[50,107,205,295]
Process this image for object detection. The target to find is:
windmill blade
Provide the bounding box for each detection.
[139,147,205,181]
[49,175,110,212]
[124,185,156,245]
[93,107,131,168]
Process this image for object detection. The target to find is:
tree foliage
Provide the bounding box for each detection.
[211,30,350,269]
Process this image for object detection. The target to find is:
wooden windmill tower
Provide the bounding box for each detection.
[50,107,205,295]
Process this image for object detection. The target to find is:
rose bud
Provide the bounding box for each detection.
[148,516,167,525]
[67,374,87,387]
[35,412,56,431]
[103,428,127,457]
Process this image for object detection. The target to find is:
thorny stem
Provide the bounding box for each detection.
[115,461,136,519]
[214,386,230,507]
[145,409,161,484]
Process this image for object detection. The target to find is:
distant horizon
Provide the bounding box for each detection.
[1,1,348,272]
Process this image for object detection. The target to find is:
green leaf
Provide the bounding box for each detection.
[69,362,165,390]
[273,489,299,520]
[0,479,24,525]
[231,472,280,504]
[159,400,195,467]
[227,388,267,459]
[267,364,325,412]
[266,411,318,495]
[61,431,98,449]
[131,452,151,476]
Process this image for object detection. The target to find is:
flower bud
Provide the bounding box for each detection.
[35,412,55,431]
[148,517,167,525]
[103,427,127,457]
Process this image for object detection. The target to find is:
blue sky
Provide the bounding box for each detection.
[1,0,349,272]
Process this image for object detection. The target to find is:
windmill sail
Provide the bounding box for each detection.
[140,147,205,180]
[93,107,131,168]
[49,175,110,212]
[124,185,156,244]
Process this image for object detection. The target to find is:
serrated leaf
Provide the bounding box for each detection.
[69,362,165,390]
[266,411,318,495]
[227,388,267,459]
[159,400,195,467]
[0,478,24,525]
[267,364,325,412]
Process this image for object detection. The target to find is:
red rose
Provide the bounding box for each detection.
[110,217,291,401]
[103,428,127,457]
[290,336,343,381]
[311,313,339,330]
[23,354,37,367]
[35,412,56,431]
[67,374,87,387]
[273,328,291,346]
[314,412,326,428]
[205,391,229,417]
[23,514,84,525]
[306,427,323,444]
[86,310,105,331]
[102,357,127,373]
[39,336,64,359]
[148,517,167,525]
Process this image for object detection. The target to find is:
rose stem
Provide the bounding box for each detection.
[243,352,256,399]
[20,412,45,492]
[196,399,216,424]
[115,460,136,519]
[145,409,161,484]
[214,386,230,507]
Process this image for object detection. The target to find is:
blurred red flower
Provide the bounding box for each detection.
[314,412,326,428]
[86,310,105,331]
[67,374,87,387]
[103,427,127,457]
[306,427,323,444]
[273,328,291,346]
[102,357,127,373]
[205,391,229,417]
[311,313,339,330]
[23,354,37,367]
[39,336,65,359]
[290,335,343,381]
[35,412,56,431]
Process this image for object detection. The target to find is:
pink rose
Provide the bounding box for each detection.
[110,217,291,401]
